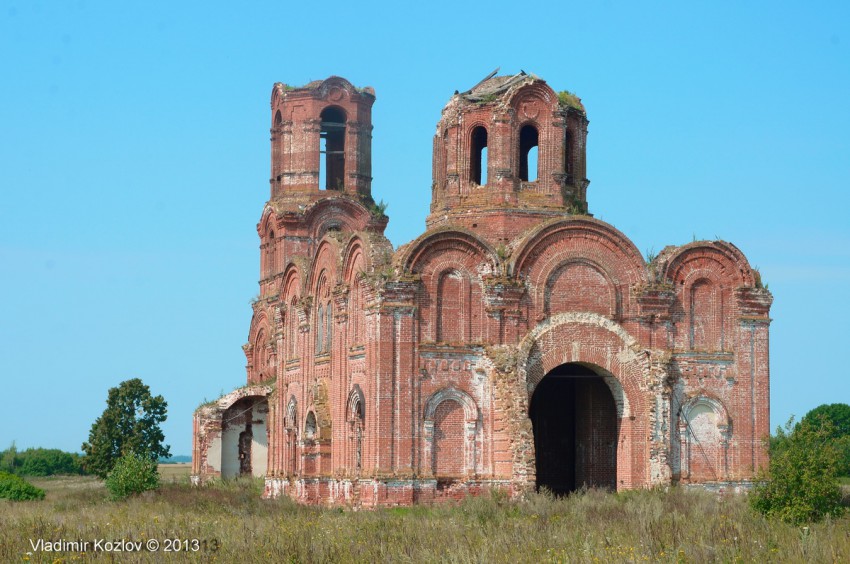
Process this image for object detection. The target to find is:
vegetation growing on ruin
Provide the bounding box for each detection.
[196,379,276,412]
[558,90,585,112]
[475,93,499,105]
[368,198,389,219]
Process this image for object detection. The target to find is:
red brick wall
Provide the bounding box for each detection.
[545,262,616,318]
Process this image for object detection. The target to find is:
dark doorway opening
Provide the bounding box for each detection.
[238,424,253,476]
[529,363,618,495]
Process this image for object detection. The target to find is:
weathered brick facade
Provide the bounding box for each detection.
[191,73,772,506]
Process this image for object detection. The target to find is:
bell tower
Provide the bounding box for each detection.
[428,71,589,240]
[269,76,376,203]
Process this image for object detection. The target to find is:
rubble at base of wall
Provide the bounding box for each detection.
[682,481,755,494]
[262,477,516,507]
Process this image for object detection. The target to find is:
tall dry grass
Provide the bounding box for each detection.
[1,474,848,563]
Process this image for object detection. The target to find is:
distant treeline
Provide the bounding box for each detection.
[0,445,87,476]
[158,455,191,464]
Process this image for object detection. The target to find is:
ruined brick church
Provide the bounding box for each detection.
[192,72,773,506]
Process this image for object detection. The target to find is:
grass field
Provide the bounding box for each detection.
[157,463,192,482]
[1,469,849,563]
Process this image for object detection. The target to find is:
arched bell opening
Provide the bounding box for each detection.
[320,106,347,190]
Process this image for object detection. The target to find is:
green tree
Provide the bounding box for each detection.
[802,403,850,476]
[802,403,850,436]
[105,451,160,500]
[751,417,844,524]
[0,442,18,474]
[81,378,170,479]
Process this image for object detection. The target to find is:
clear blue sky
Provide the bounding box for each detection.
[1,1,848,456]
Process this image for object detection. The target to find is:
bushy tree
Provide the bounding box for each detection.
[105,451,160,500]
[751,417,844,524]
[0,442,18,474]
[802,403,850,476]
[82,378,170,479]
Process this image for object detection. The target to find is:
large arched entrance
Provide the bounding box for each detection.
[529,362,618,494]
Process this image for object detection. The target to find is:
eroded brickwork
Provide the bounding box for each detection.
[191,73,772,506]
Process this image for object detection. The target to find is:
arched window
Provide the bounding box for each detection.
[273,111,283,180]
[354,400,364,473]
[347,386,365,475]
[287,298,298,358]
[470,126,488,185]
[267,231,275,276]
[325,301,333,352]
[320,107,346,191]
[351,280,362,344]
[519,124,539,182]
[254,329,268,382]
[564,130,573,176]
[285,398,297,430]
[285,397,298,474]
[305,411,317,439]
[316,304,325,353]
[441,128,449,186]
[315,272,330,355]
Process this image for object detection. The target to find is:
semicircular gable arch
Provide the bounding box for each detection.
[317,76,367,100]
[538,256,622,317]
[661,241,756,288]
[399,227,498,275]
[511,216,647,286]
[508,81,558,111]
[301,198,375,242]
